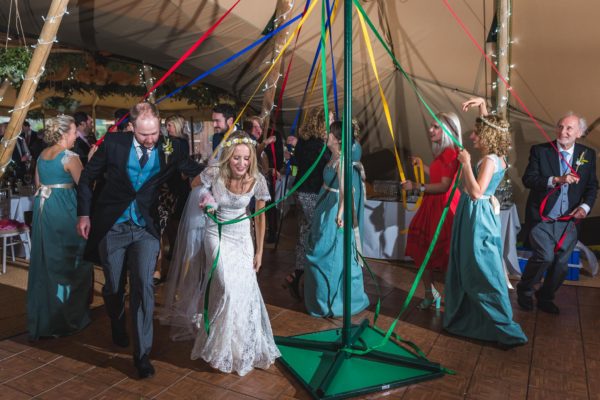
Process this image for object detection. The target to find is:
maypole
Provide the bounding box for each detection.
[274,1,445,398]
[0,0,69,178]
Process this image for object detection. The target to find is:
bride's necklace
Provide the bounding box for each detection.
[227,175,249,194]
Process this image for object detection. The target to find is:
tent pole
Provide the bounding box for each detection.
[260,0,293,136]
[495,0,511,118]
[0,0,69,178]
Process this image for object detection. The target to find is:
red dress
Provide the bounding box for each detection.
[405,147,460,271]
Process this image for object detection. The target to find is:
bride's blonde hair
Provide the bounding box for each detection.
[218,132,260,183]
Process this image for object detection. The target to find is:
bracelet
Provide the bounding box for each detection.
[419,183,426,193]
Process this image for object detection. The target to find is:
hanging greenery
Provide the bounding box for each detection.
[38,51,221,109]
[42,96,80,113]
[0,47,32,88]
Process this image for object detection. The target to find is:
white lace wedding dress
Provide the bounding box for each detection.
[186,167,280,376]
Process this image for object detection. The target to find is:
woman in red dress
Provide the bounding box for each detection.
[402,112,462,309]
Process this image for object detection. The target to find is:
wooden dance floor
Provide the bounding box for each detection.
[0,221,599,399]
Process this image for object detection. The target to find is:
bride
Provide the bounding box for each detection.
[160,132,280,376]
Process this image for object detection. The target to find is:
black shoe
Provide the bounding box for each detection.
[534,292,560,314]
[517,292,533,311]
[537,300,560,314]
[497,340,528,351]
[111,321,130,348]
[134,355,155,379]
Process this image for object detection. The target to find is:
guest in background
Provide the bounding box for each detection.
[211,103,236,152]
[402,112,462,310]
[155,115,192,285]
[303,120,369,317]
[282,107,329,299]
[73,111,93,165]
[243,116,283,243]
[27,115,93,341]
[443,110,527,348]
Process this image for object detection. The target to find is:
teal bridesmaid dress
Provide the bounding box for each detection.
[443,154,527,346]
[27,150,93,340]
[304,143,370,317]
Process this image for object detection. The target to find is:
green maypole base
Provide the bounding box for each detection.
[275,319,445,399]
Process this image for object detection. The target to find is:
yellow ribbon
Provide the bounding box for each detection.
[357,10,423,211]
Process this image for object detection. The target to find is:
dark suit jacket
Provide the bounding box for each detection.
[73,136,91,166]
[77,132,203,263]
[522,141,598,229]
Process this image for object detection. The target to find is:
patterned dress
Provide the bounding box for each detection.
[190,167,280,376]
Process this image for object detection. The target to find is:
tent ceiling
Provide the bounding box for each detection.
[2,0,600,215]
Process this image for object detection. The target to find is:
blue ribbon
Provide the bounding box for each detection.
[156,12,304,104]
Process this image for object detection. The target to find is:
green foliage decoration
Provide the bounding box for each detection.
[0,47,33,88]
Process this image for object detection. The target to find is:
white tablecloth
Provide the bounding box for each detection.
[9,195,34,259]
[362,199,520,273]
[362,198,417,260]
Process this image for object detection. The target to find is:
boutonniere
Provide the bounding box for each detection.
[575,150,588,172]
[162,137,173,162]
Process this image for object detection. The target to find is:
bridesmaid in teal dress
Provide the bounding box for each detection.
[443,112,527,348]
[27,115,93,341]
[304,121,369,317]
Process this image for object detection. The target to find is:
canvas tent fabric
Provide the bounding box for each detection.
[1,0,599,218]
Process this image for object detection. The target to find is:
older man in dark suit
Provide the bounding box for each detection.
[76,102,203,378]
[518,113,598,314]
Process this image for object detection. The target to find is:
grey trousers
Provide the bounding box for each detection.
[98,222,160,359]
[517,220,578,301]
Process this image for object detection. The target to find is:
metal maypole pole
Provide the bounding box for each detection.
[341,0,353,347]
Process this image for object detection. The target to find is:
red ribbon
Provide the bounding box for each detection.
[99,0,242,143]
[442,0,579,180]
[538,185,579,253]
[265,0,311,188]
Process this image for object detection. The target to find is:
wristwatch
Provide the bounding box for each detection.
[419,183,426,193]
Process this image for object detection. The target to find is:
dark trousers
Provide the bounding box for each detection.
[98,222,160,359]
[517,220,578,301]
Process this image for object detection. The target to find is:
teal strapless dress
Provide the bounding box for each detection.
[27,150,92,340]
[443,154,527,346]
[304,144,370,317]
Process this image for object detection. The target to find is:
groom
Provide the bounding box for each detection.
[77,102,203,378]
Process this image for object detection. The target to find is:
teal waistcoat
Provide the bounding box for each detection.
[116,142,160,226]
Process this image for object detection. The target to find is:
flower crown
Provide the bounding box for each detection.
[477,116,509,133]
[223,137,257,147]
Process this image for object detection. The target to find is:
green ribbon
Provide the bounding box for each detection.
[352,0,463,151]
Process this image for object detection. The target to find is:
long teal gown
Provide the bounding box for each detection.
[304,143,370,317]
[443,154,527,346]
[27,150,92,340]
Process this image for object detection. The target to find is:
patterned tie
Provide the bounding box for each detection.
[560,151,570,175]
[139,146,149,168]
